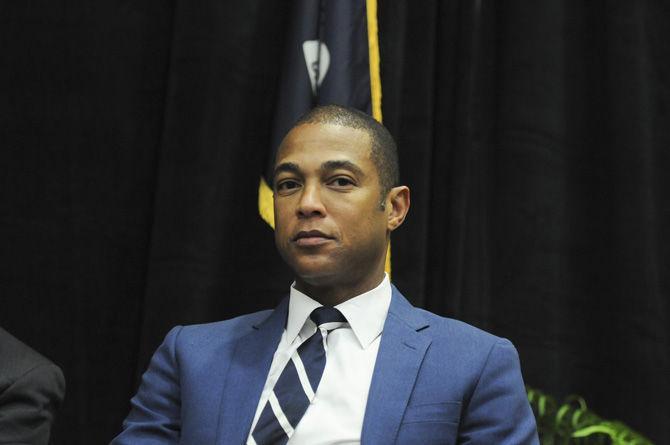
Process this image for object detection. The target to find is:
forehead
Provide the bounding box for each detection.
[275,123,373,168]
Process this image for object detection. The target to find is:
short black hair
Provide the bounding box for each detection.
[292,104,400,194]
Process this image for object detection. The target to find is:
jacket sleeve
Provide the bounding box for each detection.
[458,339,539,445]
[111,326,183,445]
[0,362,65,445]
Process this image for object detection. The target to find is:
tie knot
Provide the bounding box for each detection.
[310,306,346,327]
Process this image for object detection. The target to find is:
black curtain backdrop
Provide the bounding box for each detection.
[1,1,668,443]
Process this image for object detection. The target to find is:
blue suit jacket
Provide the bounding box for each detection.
[112,287,538,444]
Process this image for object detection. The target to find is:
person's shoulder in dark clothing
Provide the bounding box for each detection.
[0,327,65,445]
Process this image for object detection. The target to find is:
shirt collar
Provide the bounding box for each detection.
[286,274,392,349]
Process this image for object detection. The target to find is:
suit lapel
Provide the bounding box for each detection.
[216,298,288,445]
[361,287,431,445]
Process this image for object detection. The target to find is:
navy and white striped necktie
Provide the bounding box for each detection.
[250,306,347,445]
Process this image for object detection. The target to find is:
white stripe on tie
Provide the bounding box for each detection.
[320,329,328,354]
[269,391,294,437]
[246,435,258,445]
[291,354,315,401]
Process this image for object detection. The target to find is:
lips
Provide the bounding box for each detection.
[293,230,334,247]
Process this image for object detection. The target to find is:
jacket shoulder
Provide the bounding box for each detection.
[0,327,63,386]
[409,307,517,367]
[390,286,506,349]
[171,308,275,348]
[416,309,503,343]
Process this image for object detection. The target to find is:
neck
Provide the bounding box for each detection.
[294,271,386,306]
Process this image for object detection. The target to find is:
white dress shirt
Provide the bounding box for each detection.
[247,274,392,445]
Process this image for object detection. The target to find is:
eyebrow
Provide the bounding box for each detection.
[273,162,301,180]
[320,160,365,179]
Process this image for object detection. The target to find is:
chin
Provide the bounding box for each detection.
[291,261,340,286]
[294,266,336,282]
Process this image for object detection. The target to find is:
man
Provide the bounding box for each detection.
[113,105,538,444]
[0,327,65,445]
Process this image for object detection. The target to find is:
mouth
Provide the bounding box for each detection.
[292,230,334,247]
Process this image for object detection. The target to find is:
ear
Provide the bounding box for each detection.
[385,186,410,232]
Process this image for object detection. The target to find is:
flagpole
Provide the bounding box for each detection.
[366,0,382,123]
[365,0,390,276]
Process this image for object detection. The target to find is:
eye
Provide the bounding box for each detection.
[276,179,301,193]
[328,176,355,189]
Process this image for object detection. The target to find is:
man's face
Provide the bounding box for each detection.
[273,122,389,289]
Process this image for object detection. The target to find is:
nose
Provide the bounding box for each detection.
[296,182,326,218]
